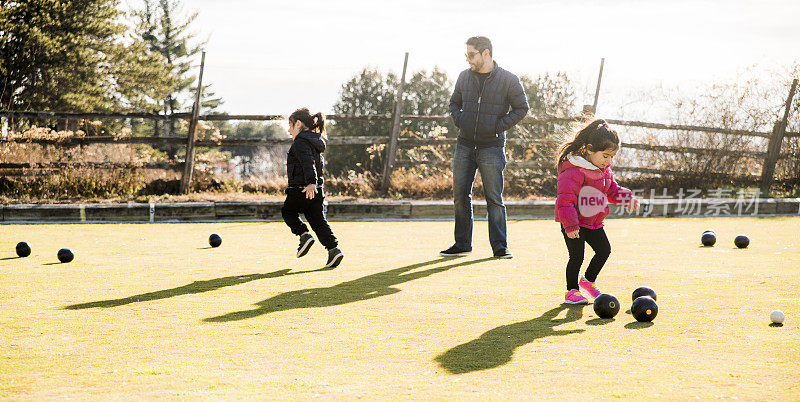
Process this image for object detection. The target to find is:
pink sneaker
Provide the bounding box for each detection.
[579,276,602,299]
[564,289,588,304]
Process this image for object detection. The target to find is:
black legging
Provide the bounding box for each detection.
[561,226,611,291]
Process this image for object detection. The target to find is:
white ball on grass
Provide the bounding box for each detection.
[770,310,785,324]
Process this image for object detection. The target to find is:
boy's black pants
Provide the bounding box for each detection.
[281,187,338,250]
[561,226,611,291]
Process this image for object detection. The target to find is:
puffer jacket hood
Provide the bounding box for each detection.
[296,130,326,153]
[565,154,599,171]
[554,156,633,232]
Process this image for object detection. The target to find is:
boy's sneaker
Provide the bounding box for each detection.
[325,247,344,268]
[296,233,315,258]
[493,248,513,259]
[579,276,602,299]
[564,289,589,304]
[439,245,472,257]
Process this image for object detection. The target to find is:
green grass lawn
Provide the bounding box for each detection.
[1,217,798,399]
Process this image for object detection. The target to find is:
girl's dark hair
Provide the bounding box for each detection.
[556,119,620,169]
[288,108,325,135]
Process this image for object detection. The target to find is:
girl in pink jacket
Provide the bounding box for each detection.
[554,119,638,304]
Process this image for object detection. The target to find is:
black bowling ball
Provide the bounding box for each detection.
[16,241,31,257]
[57,248,74,263]
[701,232,716,247]
[593,293,621,319]
[209,234,222,248]
[632,286,657,302]
[631,296,658,322]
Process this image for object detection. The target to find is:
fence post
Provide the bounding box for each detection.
[592,57,605,114]
[760,78,798,194]
[380,52,409,191]
[162,102,170,137]
[180,50,206,194]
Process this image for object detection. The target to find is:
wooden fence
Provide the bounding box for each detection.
[1,111,799,191]
[0,78,797,193]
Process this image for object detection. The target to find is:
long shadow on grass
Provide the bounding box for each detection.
[63,266,337,310]
[435,304,586,374]
[204,257,494,323]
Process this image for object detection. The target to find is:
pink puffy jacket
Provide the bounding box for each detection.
[554,156,632,233]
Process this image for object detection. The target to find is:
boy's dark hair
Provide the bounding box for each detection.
[556,119,620,169]
[288,108,325,134]
[466,36,492,57]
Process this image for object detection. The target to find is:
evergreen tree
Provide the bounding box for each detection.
[327,67,398,175]
[0,0,177,138]
[402,67,457,138]
[328,67,456,175]
[0,0,122,111]
[132,0,222,125]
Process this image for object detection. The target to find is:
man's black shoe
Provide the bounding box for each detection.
[439,245,472,257]
[493,248,513,259]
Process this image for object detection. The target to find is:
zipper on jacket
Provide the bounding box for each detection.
[474,74,488,148]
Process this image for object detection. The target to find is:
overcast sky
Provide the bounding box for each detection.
[142,0,800,117]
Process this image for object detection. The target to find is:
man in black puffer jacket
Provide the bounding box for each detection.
[440,36,529,259]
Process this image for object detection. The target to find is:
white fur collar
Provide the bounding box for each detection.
[568,154,600,170]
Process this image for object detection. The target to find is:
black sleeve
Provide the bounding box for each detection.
[449,72,464,127]
[294,138,319,185]
[496,74,529,133]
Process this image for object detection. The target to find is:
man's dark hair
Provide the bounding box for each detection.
[466,36,492,57]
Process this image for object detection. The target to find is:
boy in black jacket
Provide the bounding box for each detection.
[282,108,343,268]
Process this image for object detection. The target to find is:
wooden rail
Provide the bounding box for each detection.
[1,109,797,192]
[3,110,796,138]
[0,136,788,159]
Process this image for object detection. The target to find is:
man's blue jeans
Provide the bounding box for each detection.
[452,143,508,252]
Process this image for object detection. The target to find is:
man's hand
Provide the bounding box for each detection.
[302,184,317,200]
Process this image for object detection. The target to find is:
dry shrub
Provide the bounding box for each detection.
[385,168,452,199]
[0,127,177,202]
[320,167,552,200]
[608,66,800,192]
[0,168,176,203]
[630,129,763,189]
[240,176,288,194]
[325,171,381,198]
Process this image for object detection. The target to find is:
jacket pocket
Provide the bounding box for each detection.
[459,110,477,137]
[453,112,463,128]
[476,113,499,137]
